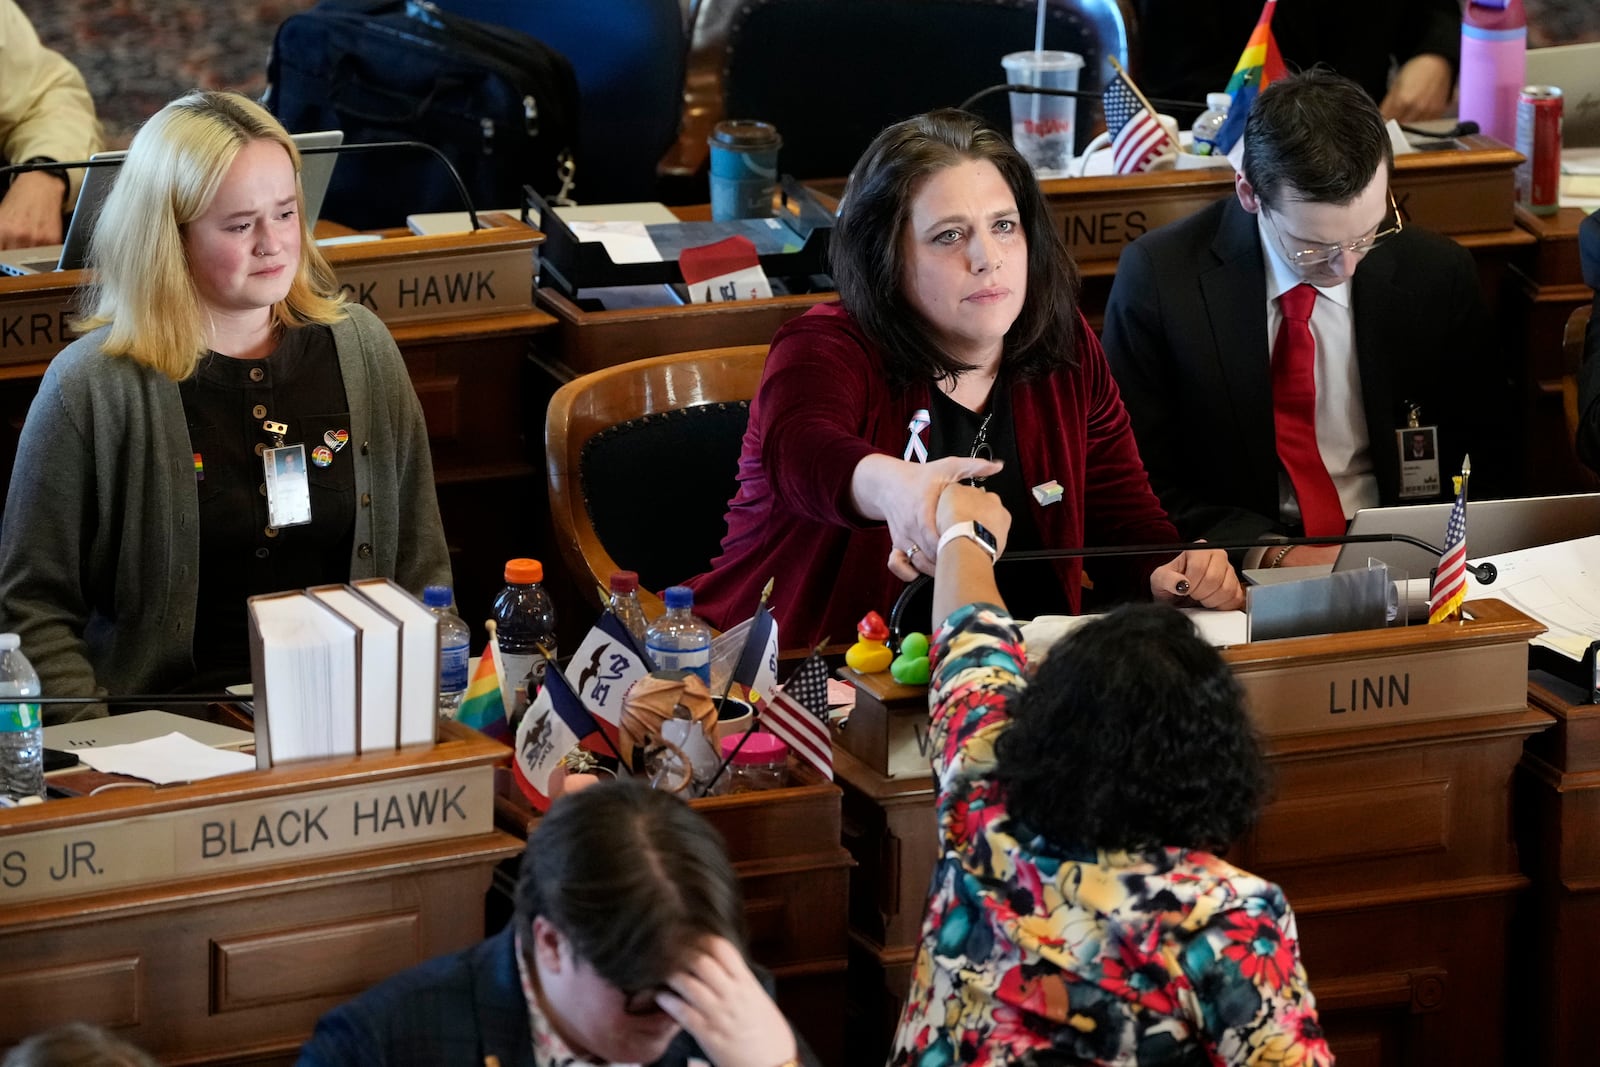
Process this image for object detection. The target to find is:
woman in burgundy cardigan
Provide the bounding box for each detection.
[684,110,1241,645]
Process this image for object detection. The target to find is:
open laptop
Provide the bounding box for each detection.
[1527,42,1600,148]
[0,129,345,277]
[1331,493,1600,578]
[43,708,254,752]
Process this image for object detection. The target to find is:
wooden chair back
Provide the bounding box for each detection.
[546,345,769,612]
[1564,302,1599,490]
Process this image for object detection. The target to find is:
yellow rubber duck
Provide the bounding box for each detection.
[845,611,894,674]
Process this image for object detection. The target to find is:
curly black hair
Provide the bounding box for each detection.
[993,603,1267,853]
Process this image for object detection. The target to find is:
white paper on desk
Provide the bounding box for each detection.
[1022,609,1247,665]
[567,220,662,264]
[75,732,256,784]
[1467,535,1600,659]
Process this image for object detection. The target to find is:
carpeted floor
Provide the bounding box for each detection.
[18,0,316,148]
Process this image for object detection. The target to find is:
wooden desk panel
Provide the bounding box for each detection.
[0,723,524,1064]
[1519,675,1600,1067]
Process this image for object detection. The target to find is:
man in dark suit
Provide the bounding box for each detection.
[1103,69,1497,570]
[297,781,809,1067]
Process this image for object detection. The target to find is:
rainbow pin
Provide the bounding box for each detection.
[193,453,204,482]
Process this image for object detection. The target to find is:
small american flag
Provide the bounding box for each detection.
[1428,467,1469,624]
[1104,69,1176,175]
[762,651,833,779]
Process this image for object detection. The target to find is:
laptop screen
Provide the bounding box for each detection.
[0,129,346,276]
[1336,494,1600,576]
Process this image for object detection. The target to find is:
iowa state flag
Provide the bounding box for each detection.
[1214,0,1287,155]
[564,610,651,757]
[511,667,602,812]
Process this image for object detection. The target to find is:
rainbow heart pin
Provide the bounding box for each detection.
[324,428,349,451]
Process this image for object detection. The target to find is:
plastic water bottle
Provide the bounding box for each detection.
[1191,92,1233,156]
[0,633,43,801]
[609,570,649,650]
[424,585,471,718]
[492,558,557,719]
[646,586,713,684]
[1459,0,1526,148]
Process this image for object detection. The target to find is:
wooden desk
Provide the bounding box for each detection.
[836,601,1552,1067]
[0,721,523,1064]
[0,221,557,632]
[1519,672,1600,1066]
[493,765,852,1067]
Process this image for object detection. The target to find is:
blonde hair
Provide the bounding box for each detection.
[73,90,344,380]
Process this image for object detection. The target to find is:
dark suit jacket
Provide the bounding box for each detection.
[1101,196,1498,545]
[296,926,800,1067]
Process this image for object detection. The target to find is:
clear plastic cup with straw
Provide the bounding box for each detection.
[1001,50,1085,177]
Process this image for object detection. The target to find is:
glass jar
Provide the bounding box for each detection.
[720,731,789,792]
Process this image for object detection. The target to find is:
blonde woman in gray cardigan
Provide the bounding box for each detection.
[0,91,449,721]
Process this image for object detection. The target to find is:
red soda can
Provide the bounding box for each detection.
[1515,85,1562,216]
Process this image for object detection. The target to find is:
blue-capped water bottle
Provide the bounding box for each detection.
[646,586,713,684]
[424,585,471,718]
[0,633,43,801]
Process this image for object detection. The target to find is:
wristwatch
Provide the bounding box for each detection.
[936,520,999,561]
[18,157,68,190]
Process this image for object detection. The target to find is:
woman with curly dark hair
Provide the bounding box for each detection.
[891,483,1332,1067]
[684,108,1240,645]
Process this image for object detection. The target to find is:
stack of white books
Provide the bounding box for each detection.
[247,578,440,768]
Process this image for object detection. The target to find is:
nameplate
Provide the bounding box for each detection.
[0,284,80,365]
[1232,638,1530,738]
[0,765,492,906]
[329,242,534,326]
[1045,136,1521,266]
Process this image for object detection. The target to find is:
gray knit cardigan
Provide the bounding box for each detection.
[0,303,451,720]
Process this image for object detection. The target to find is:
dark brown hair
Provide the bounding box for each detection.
[1241,68,1394,210]
[830,108,1081,389]
[515,779,746,994]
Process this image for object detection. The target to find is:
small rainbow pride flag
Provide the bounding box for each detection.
[1213,0,1287,155]
[457,633,510,742]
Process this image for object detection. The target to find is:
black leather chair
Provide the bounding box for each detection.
[715,0,1134,180]
[545,345,768,609]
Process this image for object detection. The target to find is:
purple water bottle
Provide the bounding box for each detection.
[1459,0,1526,149]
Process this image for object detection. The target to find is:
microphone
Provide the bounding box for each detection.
[0,140,483,233]
[28,693,240,708]
[959,83,1209,118]
[889,533,1496,639]
[296,141,481,232]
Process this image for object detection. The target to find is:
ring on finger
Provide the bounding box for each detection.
[906,544,921,561]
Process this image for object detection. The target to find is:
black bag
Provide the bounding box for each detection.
[265,0,579,230]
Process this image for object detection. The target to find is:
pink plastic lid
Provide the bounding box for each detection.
[720,731,788,765]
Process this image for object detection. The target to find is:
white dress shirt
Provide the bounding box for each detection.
[1259,226,1381,528]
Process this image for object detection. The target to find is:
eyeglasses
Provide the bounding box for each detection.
[1271,189,1404,268]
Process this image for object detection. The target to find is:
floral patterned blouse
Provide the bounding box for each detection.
[889,604,1334,1067]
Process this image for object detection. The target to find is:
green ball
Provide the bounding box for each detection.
[899,632,930,659]
[891,655,930,686]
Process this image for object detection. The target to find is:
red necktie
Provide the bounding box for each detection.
[1271,284,1345,538]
